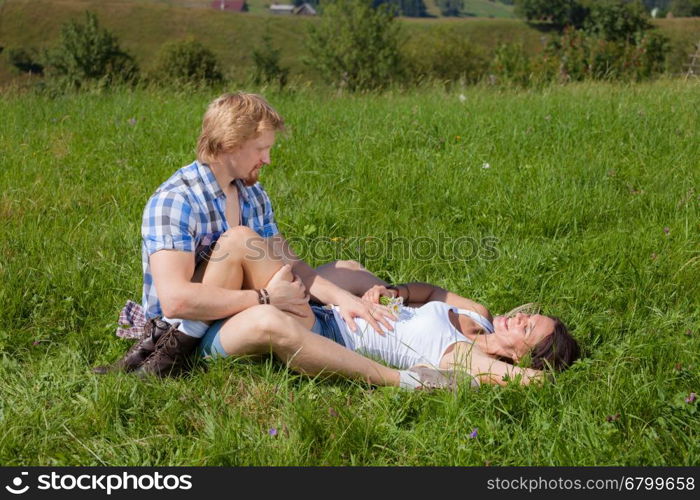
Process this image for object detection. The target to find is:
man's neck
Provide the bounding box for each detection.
[208,161,237,195]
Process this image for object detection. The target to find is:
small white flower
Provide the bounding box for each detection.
[459,94,466,103]
[482,162,491,169]
[380,296,404,315]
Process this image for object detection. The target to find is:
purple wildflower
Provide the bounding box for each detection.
[128,118,137,126]
[663,227,670,235]
[268,428,278,437]
[468,428,478,439]
[32,340,41,346]
[685,393,696,404]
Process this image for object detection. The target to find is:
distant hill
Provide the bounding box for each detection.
[0,0,696,86]
[145,0,516,18]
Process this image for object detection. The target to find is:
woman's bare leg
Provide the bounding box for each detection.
[215,305,401,387]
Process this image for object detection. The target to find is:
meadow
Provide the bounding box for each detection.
[0,80,699,465]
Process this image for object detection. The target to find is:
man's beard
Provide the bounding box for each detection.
[243,167,260,187]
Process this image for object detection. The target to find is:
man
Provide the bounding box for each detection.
[97,93,427,385]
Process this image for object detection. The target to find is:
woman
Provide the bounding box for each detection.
[194,229,580,390]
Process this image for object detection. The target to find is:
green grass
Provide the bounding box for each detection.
[1,80,699,465]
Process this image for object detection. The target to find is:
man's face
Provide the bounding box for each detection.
[220,129,276,186]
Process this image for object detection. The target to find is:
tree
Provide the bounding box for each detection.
[437,0,464,16]
[306,0,403,91]
[372,0,427,17]
[583,0,651,42]
[44,11,138,88]
[514,0,586,25]
[669,0,700,15]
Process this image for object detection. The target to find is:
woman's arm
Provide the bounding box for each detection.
[363,282,492,322]
[446,344,545,386]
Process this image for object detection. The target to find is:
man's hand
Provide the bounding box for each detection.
[266,264,309,317]
[335,292,395,335]
[361,284,397,304]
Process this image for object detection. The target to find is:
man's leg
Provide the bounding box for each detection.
[313,260,388,296]
[194,225,315,328]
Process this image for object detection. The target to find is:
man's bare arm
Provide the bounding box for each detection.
[150,250,259,321]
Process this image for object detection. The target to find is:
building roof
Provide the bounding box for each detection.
[269,3,296,13]
[293,3,317,15]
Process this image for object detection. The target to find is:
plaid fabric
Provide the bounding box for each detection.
[116,300,146,339]
[139,160,279,320]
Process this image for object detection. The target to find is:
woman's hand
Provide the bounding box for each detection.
[361,285,397,304]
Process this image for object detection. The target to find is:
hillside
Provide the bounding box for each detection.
[145,0,516,18]
[0,0,697,86]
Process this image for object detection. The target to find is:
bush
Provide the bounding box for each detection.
[151,38,223,86]
[252,33,290,89]
[489,43,534,87]
[542,26,668,82]
[306,0,403,91]
[403,27,488,84]
[44,11,138,89]
[7,48,44,75]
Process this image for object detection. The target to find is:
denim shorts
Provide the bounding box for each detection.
[309,305,346,347]
[198,305,345,359]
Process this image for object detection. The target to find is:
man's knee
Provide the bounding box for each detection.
[210,226,263,258]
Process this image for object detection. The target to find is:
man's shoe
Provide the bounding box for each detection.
[92,318,171,374]
[134,326,200,378]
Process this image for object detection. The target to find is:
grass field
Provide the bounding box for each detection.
[0,0,697,86]
[1,80,699,465]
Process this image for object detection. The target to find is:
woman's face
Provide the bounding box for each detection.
[491,313,555,361]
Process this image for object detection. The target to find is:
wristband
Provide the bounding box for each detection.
[388,284,410,303]
[257,288,270,305]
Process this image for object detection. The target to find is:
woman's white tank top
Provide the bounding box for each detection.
[332,301,494,370]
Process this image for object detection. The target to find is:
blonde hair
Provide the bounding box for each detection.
[196,93,285,165]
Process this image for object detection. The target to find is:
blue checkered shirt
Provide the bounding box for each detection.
[140,160,279,319]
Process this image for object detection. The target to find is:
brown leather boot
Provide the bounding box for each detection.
[92,318,171,374]
[134,325,200,378]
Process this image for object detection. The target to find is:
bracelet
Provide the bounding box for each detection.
[257,288,270,305]
[388,284,410,303]
[400,284,410,303]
